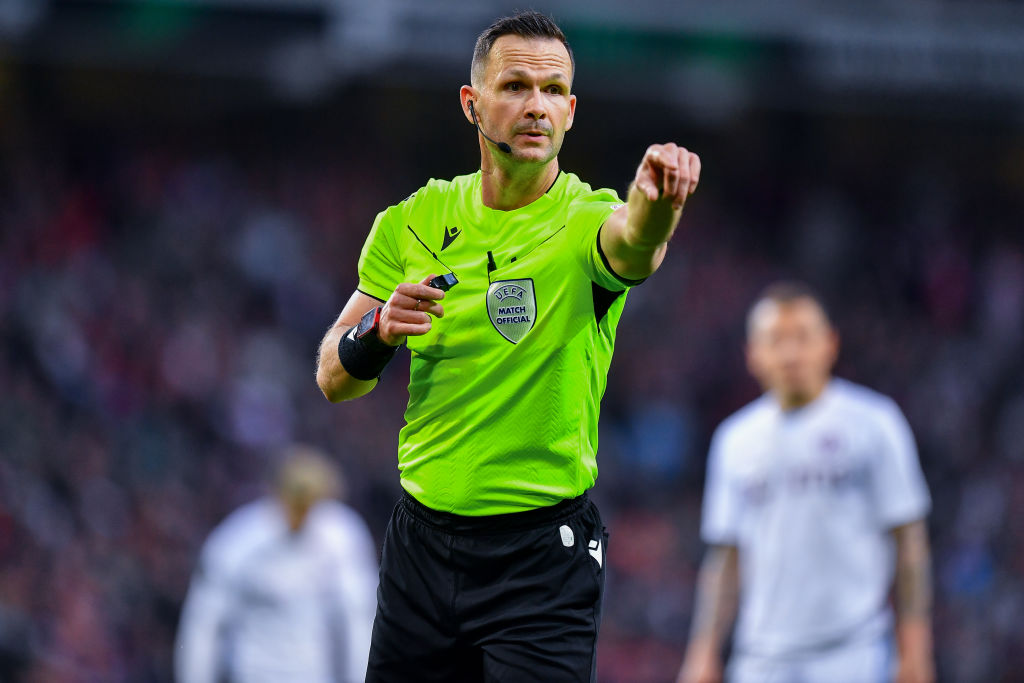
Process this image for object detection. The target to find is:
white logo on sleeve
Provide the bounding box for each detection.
[588,539,603,568]
[559,525,574,547]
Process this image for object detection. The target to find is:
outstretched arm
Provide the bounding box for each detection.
[600,143,701,281]
[677,544,738,683]
[316,276,445,402]
[892,519,935,683]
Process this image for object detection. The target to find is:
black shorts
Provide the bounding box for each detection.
[366,491,609,683]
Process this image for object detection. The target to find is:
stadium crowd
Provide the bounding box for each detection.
[1,93,1022,682]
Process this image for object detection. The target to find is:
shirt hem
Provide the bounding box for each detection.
[356,286,388,303]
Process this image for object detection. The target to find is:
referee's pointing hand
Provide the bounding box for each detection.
[379,275,446,346]
[634,143,701,211]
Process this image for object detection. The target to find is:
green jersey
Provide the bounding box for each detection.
[357,170,636,515]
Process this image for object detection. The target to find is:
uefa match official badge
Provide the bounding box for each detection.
[486,278,536,343]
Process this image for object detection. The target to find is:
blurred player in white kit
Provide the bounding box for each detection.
[175,445,378,683]
[678,282,934,683]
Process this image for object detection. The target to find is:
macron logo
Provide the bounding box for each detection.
[441,225,462,251]
[588,539,602,568]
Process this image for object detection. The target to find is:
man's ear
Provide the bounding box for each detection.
[745,342,760,383]
[460,85,478,125]
[828,329,840,368]
[565,93,577,131]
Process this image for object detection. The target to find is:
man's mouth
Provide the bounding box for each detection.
[515,124,551,136]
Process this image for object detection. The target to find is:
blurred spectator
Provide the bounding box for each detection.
[174,446,378,683]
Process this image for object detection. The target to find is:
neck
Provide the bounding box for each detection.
[479,150,559,211]
[775,379,830,412]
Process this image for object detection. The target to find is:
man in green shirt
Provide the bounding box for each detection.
[316,10,700,682]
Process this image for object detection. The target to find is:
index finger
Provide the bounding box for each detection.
[396,277,444,301]
[648,145,679,168]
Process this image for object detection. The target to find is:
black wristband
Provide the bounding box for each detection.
[337,310,398,381]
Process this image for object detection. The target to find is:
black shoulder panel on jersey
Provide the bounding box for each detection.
[595,227,648,288]
[592,282,625,323]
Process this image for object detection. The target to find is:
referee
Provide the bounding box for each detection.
[316,11,700,682]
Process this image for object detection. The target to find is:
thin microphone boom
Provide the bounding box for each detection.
[468,101,512,154]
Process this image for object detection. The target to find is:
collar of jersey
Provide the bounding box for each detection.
[471,169,567,217]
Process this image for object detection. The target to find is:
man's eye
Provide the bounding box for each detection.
[547,86,564,95]
[507,82,521,91]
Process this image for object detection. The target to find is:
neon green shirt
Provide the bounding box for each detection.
[357,170,636,514]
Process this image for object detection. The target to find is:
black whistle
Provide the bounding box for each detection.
[430,273,458,291]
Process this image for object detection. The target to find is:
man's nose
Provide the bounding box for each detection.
[777,339,802,362]
[524,88,547,120]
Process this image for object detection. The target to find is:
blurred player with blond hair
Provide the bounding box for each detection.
[679,282,934,683]
[175,445,378,683]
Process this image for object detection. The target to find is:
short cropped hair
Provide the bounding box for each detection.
[471,11,575,86]
[746,281,832,338]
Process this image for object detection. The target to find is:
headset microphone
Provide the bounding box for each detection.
[468,101,512,154]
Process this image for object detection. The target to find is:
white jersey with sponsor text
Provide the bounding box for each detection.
[175,498,379,683]
[701,379,930,658]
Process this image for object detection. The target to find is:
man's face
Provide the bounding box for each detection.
[474,35,575,163]
[746,298,838,406]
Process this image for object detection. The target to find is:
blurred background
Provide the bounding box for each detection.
[2,0,1023,681]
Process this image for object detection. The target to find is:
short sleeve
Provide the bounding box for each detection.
[700,427,742,545]
[871,400,931,528]
[566,190,638,292]
[357,203,406,302]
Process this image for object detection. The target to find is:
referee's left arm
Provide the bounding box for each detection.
[600,143,700,281]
